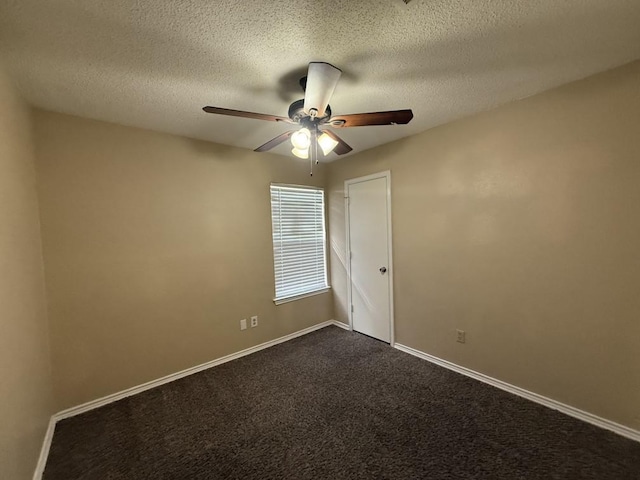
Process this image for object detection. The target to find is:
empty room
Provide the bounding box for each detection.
[1,1,639,479]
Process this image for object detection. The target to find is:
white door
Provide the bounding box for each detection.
[346,171,393,344]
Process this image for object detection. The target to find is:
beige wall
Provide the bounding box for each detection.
[34,112,332,410]
[0,68,53,478]
[328,61,640,430]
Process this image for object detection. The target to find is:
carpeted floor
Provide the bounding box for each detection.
[44,326,640,479]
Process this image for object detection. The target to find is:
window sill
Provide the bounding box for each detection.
[273,287,332,305]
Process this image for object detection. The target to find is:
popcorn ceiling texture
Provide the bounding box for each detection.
[0,0,639,159]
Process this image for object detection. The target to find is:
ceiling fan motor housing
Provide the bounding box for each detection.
[288,99,331,124]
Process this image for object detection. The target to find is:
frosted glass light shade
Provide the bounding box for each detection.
[291,128,311,150]
[317,132,339,155]
[292,147,309,159]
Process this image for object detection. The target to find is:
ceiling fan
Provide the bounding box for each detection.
[202,62,414,175]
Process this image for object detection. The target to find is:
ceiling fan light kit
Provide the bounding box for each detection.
[203,62,414,175]
[291,128,311,150]
[291,147,309,159]
[317,132,339,156]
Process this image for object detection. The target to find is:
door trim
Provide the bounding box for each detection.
[344,170,395,347]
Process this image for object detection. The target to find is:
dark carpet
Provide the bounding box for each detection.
[44,326,640,479]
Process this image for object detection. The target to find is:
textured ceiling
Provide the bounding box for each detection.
[1,0,639,160]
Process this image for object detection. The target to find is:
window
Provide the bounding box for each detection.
[270,184,329,304]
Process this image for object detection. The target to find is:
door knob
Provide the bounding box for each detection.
[379,267,387,274]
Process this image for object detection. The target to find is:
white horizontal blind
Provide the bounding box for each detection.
[270,185,328,301]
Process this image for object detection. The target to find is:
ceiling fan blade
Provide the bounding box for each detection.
[322,129,353,155]
[203,106,292,123]
[254,131,296,152]
[303,62,342,118]
[329,109,414,127]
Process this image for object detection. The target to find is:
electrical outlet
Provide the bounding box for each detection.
[250,316,258,328]
[240,319,247,330]
[456,329,466,343]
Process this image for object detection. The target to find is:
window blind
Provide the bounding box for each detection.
[270,185,328,302]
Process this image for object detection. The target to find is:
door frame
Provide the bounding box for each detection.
[344,170,395,346]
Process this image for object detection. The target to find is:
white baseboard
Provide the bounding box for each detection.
[332,320,351,330]
[56,320,342,421]
[37,321,635,479]
[32,416,56,480]
[394,343,640,443]
[33,319,341,479]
